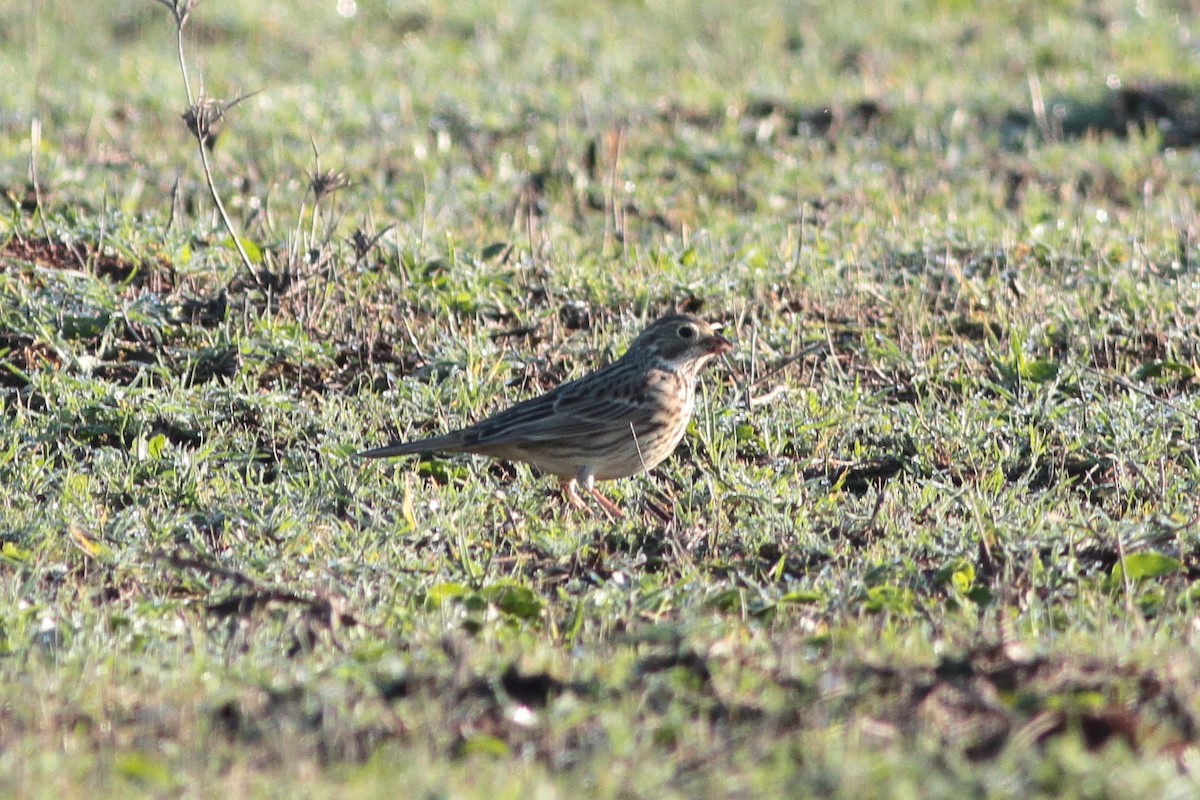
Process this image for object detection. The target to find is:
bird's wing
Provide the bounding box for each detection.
[463,367,655,447]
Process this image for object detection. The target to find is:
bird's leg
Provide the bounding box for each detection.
[578,469,624,520]
[590,487,624,519]
[558,477,589,512]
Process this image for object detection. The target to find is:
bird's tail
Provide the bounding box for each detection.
[355,433,465,459]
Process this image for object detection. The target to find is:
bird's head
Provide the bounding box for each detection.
[629,313,732,376]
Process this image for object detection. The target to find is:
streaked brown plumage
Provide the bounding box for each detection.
[357,313,732,516]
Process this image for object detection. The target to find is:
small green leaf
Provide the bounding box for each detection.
[966,586,993,605]
[934,559,975,594]
[458,734,509,758]
[653,723,680,747]
[451,291,476,312]
[423,582,469,609]
[779,589,822,605]
[1,542,31,565]
[146,433,168,459]
[218,236,263,264]
[1112,552,1183,583]
[1133,360,1194,382]
[416,458,464,484]
[61,314,109,339]
[1021,359,1058,383]
[1136,587,1166,616]
[862,585,913,616]
[562,601,585,644]
[115,752,174,788]
[733,422,765,456]
[706,588,743,613]
[750,601,777,620]
[483,583,542,621]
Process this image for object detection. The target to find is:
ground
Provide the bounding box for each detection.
[1,0,1200,796]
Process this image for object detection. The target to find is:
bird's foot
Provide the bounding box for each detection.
[559,478,589,512]
[589,487,624,520]
[558,478,624,521]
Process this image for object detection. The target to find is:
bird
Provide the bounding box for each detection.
[357,312,733,517]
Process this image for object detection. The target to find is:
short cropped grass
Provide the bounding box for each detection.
[2,0,1200,796]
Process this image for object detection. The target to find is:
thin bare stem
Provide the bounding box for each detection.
[190,99,257,277]
[155,0,258,281]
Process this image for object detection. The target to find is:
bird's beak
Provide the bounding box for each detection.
[705,334,733,355]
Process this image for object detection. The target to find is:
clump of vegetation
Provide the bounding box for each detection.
[1,0,1199,795]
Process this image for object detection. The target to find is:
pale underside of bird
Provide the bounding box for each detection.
[358,313,732,517]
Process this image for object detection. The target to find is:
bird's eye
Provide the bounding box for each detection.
[678,324,697,339]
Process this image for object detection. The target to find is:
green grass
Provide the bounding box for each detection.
[2,0,1200,796]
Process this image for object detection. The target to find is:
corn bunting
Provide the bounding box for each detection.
[358,313,732,517]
